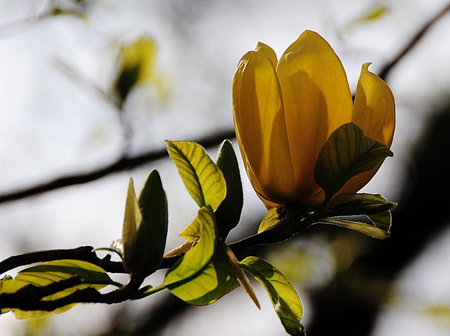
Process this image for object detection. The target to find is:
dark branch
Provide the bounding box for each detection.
[1,4,448,204]
[0,246,124,275]
[378,2,450,80]
[0,130,235,204]
[0,278,131,311]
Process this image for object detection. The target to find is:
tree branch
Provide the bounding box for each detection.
[378,2,450,80]
[0,246,124,275]
[0,130,235,204]
[1,4,448,204]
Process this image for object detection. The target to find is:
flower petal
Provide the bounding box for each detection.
[276,30,353,201]
[255,42,278,68]
[352,63,395,147]
[232,50,295,206]
[339,63,395,195]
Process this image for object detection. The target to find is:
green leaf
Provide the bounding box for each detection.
[215,140,243,239]
[122,171,168,277]
[314,123,393,199]
[241,257,305,336]
[168,246,239,305]
[179,208,206,242]
[1,260,114,319]
[368,210,392,233]
[319,216,391,239]
[258,207,282,233]
[325,193,396,217]
[163,206,241,305]
[164,206,216,287]
[167,141,226,211]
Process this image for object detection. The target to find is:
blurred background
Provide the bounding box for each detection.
[1,0,450,335]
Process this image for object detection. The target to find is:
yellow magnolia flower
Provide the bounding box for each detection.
[232,30,395,209]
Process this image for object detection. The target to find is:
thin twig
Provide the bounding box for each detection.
[0,130,235,204]
[378,2,450,80]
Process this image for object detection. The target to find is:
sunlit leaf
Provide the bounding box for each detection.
[168,246,239,305]
[258,207,282,233]
[122,179,143,274]
[167,141,226,211]
[164,206,216,286]
[315,123,393,199]
[318,216,390,239]
[0,260,114,319]
[241,257,305,336]
[215,140,243,239]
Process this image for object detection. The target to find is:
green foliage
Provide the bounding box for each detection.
[325,193,396,217]
[164,206,239,305]
[241,257,305,336]
[122,170,168,277]
[319,193,394,238]
[167,141,226,211]
[258,207,282,233]
[215,140,244,239]
[0,260,114,319]
[315,123,393,199]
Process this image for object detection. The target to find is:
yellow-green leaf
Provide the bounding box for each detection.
[241,257,305,336]
[167,141,226,211]
[164,206,216,286]
[314,123,393,199]
[258,207,282,233]
[168,246,239,305]
[1,260,113,319]
[215,140,243,239]
[325,193,396,217]
[319,216,390,239]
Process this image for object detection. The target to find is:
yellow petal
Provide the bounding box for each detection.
[339,63,395,195]
[352,63,395,147]
[255,42,278,68]
[277,30,353,201]
[232,50,295,206]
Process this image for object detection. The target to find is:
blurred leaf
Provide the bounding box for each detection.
[215,140,243,239]
[354,4,389,24]
[319,216,390,239]
[167,141,226,211]
[0,260,113,319]
[241,257,305,336]
[122,171,168,277]
[325,193,396,217]
[315,123,393,199]
[114,37,157,106]
[258,207,282,233]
